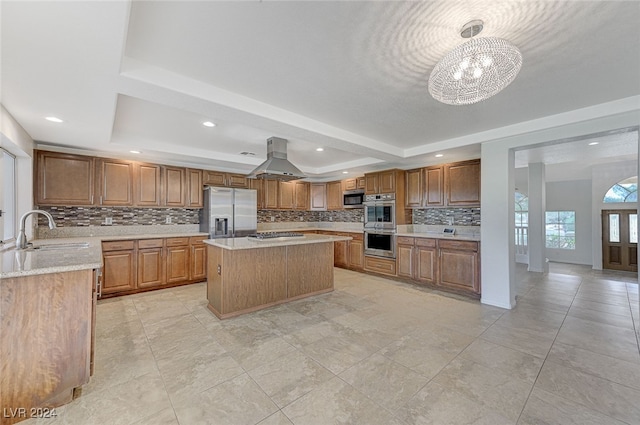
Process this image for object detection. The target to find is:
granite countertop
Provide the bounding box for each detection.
[205,234,352,250]
[395,231,481,241]
[0,232,209,278]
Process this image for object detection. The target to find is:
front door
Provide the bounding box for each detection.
[602,209,638,272]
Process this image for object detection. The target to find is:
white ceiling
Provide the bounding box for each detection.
[1,1,639,181]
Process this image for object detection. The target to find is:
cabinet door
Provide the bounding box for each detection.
[278,181,295,209]
[137,248,164,288]
[227,174,249,188]
[166,245,190,284]
[164,166,186,207]
[424,166,444,207]
[36,151,95,205]
[348,239,364,270]
[357,177,366,190]
[186,168,203,208]
[343,178,357,191]
[415,246,437,284]
[294,182,310,210]
[263,179,279,209]
[438,240,480,294]
[445,160,480,206]
[334,239,348,268]
[378,170,396,194]
[364,173,378,194]
[396,237,415,278]
[405,169,422,208]
[310,183,326,210]
[326,181,342,210]
[135,163,162,207]
[96,159,134,206]
[190,242,207,281]
[203,170,226,186]
[102,250,136,294]
[249,179,264,209]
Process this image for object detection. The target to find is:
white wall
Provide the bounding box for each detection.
[546,180,593,265]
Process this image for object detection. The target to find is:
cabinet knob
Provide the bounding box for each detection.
[217,264,221,275]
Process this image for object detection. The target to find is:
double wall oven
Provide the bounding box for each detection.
[363,194,396,258]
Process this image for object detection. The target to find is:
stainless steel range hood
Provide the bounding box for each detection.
[247,137,306,181]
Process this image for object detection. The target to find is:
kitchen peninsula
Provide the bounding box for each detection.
[205,233,351,319]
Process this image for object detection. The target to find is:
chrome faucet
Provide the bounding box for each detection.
[16,210,56,249]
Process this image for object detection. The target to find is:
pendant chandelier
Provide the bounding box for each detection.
[428,20,522,105]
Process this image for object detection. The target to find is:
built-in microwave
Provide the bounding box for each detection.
[343,190,365,209]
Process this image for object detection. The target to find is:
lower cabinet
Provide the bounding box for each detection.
[321,231,363,271]
[363,255,397,276]
[101,236,207,298]
[396,236,480,296]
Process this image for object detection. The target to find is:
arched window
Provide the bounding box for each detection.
[603,176,637,203]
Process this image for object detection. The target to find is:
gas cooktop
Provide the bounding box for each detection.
[247,232,305,239]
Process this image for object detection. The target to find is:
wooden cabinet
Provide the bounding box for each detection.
[357,177,365,190]
[405,169,422,208]
[445,159,480,206]
[101,240,137,294]
[187,168,203,208]
[424,166,445,207]
[334,236,349,268]
[326,181,343,210]
[163,166,186,207]
[343,178,358,191]
[395,236,479,296]
[364,255,396,276]
[137,239,164,288]
[189,237,207,281]
[310,183,327,210]
[294,181,310,210]
[96,158,134,206]
[347,233,364,270]
[278,181,295,209]
[438,239,480,294]
[166,237,190,284]
[263,179,279,209]
[135,163,162,207]
[203,171,249,188]
[250,178,264,209]
[35,150,95,206]
[364,169,398,195]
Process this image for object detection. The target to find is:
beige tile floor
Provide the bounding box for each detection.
[24,263,639,425]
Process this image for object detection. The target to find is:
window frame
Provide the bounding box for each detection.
[545,210,576,250]
[0,148,17,244]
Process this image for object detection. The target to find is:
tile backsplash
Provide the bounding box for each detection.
[412,207,481,226]
[258,209,363,223]
[36,206,200,227]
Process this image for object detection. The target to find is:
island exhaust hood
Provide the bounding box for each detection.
[247,137,306,181]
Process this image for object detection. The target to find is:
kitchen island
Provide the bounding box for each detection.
[204,234,351,319]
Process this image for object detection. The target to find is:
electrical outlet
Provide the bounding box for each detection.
[299,216,304,221]
[165,216,172,224]
[105,217,113,225]
[270,216,275,222]
[329,216,333,222]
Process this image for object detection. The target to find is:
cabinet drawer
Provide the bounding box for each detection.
[396,236,415,246]
[138,239,164,249]
[415,238,436,248]
[189,236,206,245]
[364,256,396,276]
[102,240,135,251]
[438,239,478,252]
[166,237,189,247]
[350,232,363,241]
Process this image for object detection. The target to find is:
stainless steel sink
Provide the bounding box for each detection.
[26,242,90,251]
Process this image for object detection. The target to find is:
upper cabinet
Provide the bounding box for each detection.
[249,178,264,209]
[135,163,162,207]
[263,179,279,209]
[364,170,398,195]
[326,181,342,210]
[310,183,327,211]
[35,151,95,206]
[96,158,134,206]
[294,181,310,210]
[163,166,186,207]
[278,181,295,210]
[405,160,480,208]
[203,171,249,188]
[186,169,203,208]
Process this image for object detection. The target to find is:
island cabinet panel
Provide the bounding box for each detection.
[101,241,136,294]
[96,158,134,206]
[207,246,224,313]
[135,163,162,207]
[35,151,95,206]
[287,243,334,298]
[166,238,190,284]
[1,269,94,424]
[222,247,288,313]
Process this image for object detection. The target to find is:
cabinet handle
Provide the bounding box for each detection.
[96,269,102,299]
[100,195,103,204]
[217,264,221,275]
[91,195,94,204]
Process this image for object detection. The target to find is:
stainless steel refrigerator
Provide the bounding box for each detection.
[200,186,257,238]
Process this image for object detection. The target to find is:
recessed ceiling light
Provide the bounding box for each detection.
[202,121,216,127]
[45,116,63,123]
[588,142,599,146]
[435,153,444,157]
[342,171,349,174]
[316,148,324,152]
[130,150,141,154]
